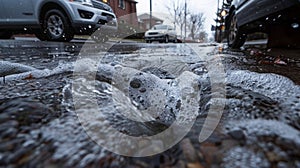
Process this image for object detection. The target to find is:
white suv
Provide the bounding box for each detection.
[0,0,118,42]
[144,25,177,43]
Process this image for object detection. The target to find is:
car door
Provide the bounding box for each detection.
[252,0,283,21]
[167,26,176,40]
[0,0,6,24]
[236,0,258,26]
[2,0,36,26]
[236,0,283,26]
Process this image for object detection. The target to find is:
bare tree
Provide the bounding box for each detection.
[166,1,206,41]
[197,31,208,42]
[166,0,189,38]
[165,0,180,29]
[188,13,205,40]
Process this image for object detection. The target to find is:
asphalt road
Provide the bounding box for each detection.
[0,37,300,168]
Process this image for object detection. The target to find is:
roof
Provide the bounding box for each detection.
[138,13,163,21]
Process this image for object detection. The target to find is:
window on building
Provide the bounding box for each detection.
[119,0,125,9]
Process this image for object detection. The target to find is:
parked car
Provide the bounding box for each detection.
[144,25,177,43]
[225,0,300,48]
[0,0,118,42]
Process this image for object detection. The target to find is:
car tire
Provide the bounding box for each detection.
[227,11,246,49]
[0,31,12,39]
[41,9,74,42]
[164,35,169,43]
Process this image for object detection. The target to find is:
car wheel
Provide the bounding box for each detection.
[42,9,74,42]
[164,35,169,43]
[0,31,12,39]
[227,11,246,49]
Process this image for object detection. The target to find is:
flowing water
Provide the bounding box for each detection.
[0,42,299,167]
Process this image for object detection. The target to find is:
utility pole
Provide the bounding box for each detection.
[174,9,176,30]
[150,0,152,29]
[174,1,177,30]
[215,0,220,42]
[184,0,187,43]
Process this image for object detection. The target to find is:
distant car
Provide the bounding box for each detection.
[0,0,118,42]
[225,0,300,48]
[144,25,177,43]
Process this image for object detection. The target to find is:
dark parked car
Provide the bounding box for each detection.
[225,0,300,48]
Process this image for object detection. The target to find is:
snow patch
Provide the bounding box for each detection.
[227,70,300,102]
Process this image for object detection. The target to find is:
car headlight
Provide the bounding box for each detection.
[70,0,93,7]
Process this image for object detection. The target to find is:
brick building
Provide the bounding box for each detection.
[100,0,138,26]
[138,13,164,31]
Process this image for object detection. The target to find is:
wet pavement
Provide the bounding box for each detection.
[0,38,300,168]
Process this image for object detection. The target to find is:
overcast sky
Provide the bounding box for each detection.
[136,0,218,34]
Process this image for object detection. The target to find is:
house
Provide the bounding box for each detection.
[99,0,138,26]
[138,13,164,31]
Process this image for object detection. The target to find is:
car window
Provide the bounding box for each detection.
[152,25,168,30]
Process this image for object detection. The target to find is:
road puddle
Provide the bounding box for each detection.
[0,43,299,167]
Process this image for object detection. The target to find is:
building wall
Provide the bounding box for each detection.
[102,0,138,26]
[139,19,163,31]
